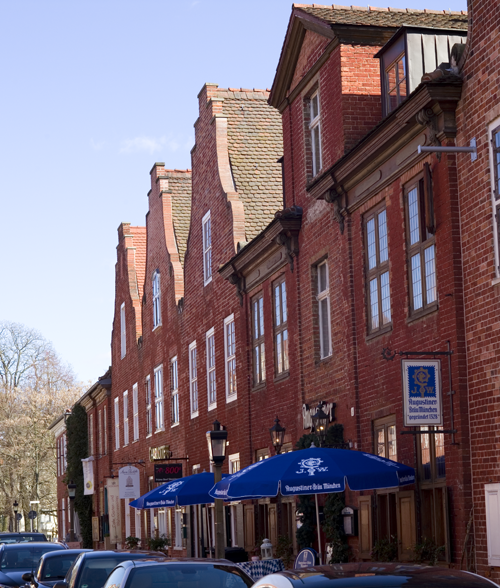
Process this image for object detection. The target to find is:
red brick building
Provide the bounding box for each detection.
[54,0,500,577]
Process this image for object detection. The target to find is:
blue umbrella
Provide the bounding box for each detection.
[130,472,228,509]
[209,445,415,501]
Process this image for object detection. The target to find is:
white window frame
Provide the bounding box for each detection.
[125,498,131,538]
[120,302,126,359]
[206,327,217,410]
[171,357,179,427]
[114,397,120,450]
[488,117,500,279]
[192,464,201,475]
[154,365,164,432]
[103,407,107,455]
[485,483,500,566]
[152,270,161,329]
[123,391,129,446]
[203,210,212,286]
[135,508,142,539]
[89,413,94,456]
[132,384,139,442]
[229,452,240,474]
[309,90,322,177]
[98,410,102,457]
[317,260,332,359]
[189,341,199,418]
[174,509,183,549]
[224,314,237,402]
[145,375,152,437]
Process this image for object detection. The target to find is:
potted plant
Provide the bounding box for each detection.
[125,536,141,550]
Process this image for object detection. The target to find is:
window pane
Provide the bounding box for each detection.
[255,346,260,382]
[281,282,287,323]
[283,329,289,371]
[380,271,391,325]
[259,297,264,336]
[411,253,423,310]
[420,427,431,481]
[424,245,436,304]
[320,298,330,357]
[318,263,327,293]
[313,126,321,174]
[275,285,281,326]
[367,218,376,270]
[370,278,379,330]
[311,93,319,119]
[387,425,397,460]
[377,428,385,457]
[408,187,420,245]
[276,333,282,374]
[260,343,266,381]
[378,210,388,263]
[435,428,446,479]
[253,301,258,339]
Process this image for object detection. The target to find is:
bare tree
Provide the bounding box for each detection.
[0,321,84,531]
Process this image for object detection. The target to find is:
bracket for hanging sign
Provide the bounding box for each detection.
[417,138,477,162]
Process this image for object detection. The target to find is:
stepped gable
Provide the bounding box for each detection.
[131,226,147,300]
[213,88,283,242]
[295,4,467,29]
[167,170,192,267]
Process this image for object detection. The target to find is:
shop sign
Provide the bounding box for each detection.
[106,478,122,544]
[118,465,141,499]
[154,463,183,483]
[149,445,171,461]
[402,359,443,426]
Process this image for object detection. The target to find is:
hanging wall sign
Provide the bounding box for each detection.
[402,359,443,426]
[106,478,122,544]
[81,457,94,495]
[118,466,141,499]
[154,463,183,483]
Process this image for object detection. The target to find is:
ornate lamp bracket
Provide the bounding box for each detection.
[325,184,346,234]
[228,271,245,306]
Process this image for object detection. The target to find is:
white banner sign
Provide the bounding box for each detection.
[402,359,443,426]
[107,478,122,544]
[119,466,141,499]
[81,457,94,495]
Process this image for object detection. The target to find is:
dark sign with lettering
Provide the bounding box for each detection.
[154,463,183,483]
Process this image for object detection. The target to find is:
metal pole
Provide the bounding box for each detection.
[315,494,322,565]
[69,498,75,542]
[214,465,225,559]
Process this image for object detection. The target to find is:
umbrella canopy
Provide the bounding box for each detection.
[209,445,415,501]
[130,472,228,509]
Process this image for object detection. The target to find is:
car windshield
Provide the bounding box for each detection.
[0,546,63,571]
[0,535,46,544]
[41,554,82,580]
[125,564,253,588]
[78,557,141,588]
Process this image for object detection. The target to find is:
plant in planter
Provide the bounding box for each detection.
[371,535,398,562]
[275,535,294,569]
[145,535,170,553]
[413,537,445,565]
[125,536,141,550]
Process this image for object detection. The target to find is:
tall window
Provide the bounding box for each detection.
[120,302,126,358]
[375,416,397,461]
[419,426,445,482]
[123,391,129,446]
[114,397,120,450]
[229,453,241,474]
[103,406,107,455]
[132,383,139,441]
[189,342,198,417]
[252,294,265,386]
[171,357,179,426]
[145,375,152,436]
[224,314,237,401]
[203,210,212,285]
[365,208,391,333]
[98,410,102,457]
[152,270,161,329]
[309,90,322,177]
[63,433,67,470]
[406,180,436,313]
[274,278,289,375]
[490,122,500,275]
[154,365,164,431]
[317,261,332,359]
[206,328,217,408]
[88,413,94,456]
[385,54,407,114]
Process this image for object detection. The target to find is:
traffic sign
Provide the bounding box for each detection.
[28,510,37,520]
[15,513,22,521]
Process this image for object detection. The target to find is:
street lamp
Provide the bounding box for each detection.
[206,420,228,559]
[269,416,286,455]
[67,481,76,543]
[311,402,330,446]
[13,501,18,533]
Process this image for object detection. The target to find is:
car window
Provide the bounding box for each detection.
[125,564,253,588]
[0,545,64,571]
[67,554,84,588]
[103,566,127,588]
[41,554,83,580]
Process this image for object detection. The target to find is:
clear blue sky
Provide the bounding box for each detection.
[0,0,467,385]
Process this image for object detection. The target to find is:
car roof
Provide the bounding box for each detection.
[254,564,499,587]
[128,558,243,567]
[78,550,160,559]
[1,542,63,549]
[40,549,91,559]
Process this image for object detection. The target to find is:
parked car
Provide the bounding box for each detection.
[0,542,66,588]
[22,549,92,588]
[0,533,47,544]
[102,559,254,588]
[53,551,165,588]
[251,564,500,588]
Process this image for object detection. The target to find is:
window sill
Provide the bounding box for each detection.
[204,276,213,287]
[252,383,266,392]
[406,304,438,324]
[208,403,217,411]
[317,353,333,366]
[274,371,290,384]
[123,443,129,448]
[152,324,162,332]
[154,428,164,434]
[492,276,500,287]
[173,547,183,551]
[132,439,139,444]
[226,394,238,404]
[366,324,393,342]
[171,422,180,428]
[191,412,199,419]
[146,433,152,439]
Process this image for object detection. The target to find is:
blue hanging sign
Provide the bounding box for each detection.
[294,547,317,569]
[402,359,443,426]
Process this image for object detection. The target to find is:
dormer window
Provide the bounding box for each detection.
[385,54,407,114]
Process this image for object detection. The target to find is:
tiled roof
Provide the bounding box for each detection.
[294,4,468,30]
[168,171,192,267]
[129,226,147,300]
[213,89,283,242]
